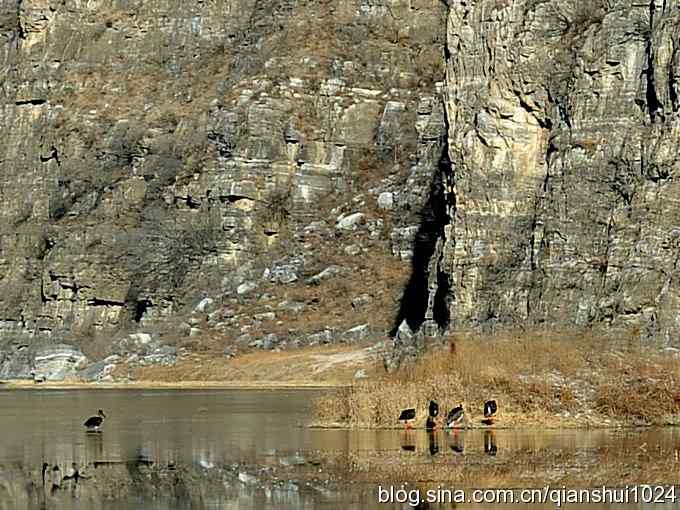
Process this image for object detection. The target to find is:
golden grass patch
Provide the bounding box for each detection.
[315,330,680,428]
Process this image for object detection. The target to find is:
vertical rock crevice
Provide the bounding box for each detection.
[645,1,664,123]
[391,139,452,336]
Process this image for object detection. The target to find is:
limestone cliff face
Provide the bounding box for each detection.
[433,0,680,344]
[1,0,679,374]
[0,0,447,371]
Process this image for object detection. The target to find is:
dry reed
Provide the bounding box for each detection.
[315,330,680,428]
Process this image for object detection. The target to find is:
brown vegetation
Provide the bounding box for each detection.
[120,342,384,386]
[315,331,680,428]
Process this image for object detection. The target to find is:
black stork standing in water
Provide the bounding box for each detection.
[447,404,464,428]
[84,410,106,431]
[482,400,497,425]
[428,400,439,428]
[398,408,416,429]
[425,416,436,431]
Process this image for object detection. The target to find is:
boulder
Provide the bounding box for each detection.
[377,191,394,210]
[351,294,373,309]
[137,346,177,366]
[343,324,371,342]
[236,281,258,295]
[396,320,413,340]
[116,333,159,355]
[0,345,33,380]
[254,311,276,321]
[305,266,341,286]
[336,212,365,231]
[81,355,119,382]
[195,297,214,313]
[306,329,334,345]
[34,344,88,381]
[269,256,305,284]
[344,244,361,256]
[249,333,279,350]
[236,333,253,344]
[278,301,305,313]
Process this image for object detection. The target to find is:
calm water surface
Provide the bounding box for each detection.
[0,388,678,509]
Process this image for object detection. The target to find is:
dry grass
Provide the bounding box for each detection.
[315,330,680,428]
[121,342,385,385]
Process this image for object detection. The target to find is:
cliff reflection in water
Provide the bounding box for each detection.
[0,433,371,510]
[1,389,680,510]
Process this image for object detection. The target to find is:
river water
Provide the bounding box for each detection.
[0,388,678,509]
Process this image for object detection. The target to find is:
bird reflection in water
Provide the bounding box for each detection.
[50,465,61,496]
[428,430,439,456]
[484,430,498,456]
[449,430,464,454]
[86,428,104,460]
[400,430,416,452]
[41,462,48,487]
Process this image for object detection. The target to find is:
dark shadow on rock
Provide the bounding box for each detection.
[391,142,452,335]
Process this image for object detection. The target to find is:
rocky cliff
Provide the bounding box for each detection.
[0,0,448,377]
[0,0,678,378]
[429,0,680,348]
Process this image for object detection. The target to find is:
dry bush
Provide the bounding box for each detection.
[595,355,680,421]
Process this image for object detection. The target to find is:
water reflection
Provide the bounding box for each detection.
[400,431,416,452]
[449,430,464,454]
[427,430,439,456]
[484,431,497,456]
[0,389,679,509]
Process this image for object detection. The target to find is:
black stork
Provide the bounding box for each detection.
[398,408,416,429]
[425,416,437,431]
[482,400,497,425]
[84,410,106,431]
[447,404,464,428]
[427,400,439,430]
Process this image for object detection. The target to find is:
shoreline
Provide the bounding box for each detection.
[3,379,678,430]
[0,379,345,390]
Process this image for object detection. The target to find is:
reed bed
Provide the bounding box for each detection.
[315,330,680,428]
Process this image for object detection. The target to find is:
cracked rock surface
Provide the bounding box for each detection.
[1,0,679,376]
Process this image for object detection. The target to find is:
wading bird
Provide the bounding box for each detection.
[427,399,439,430]
[425,416,437,431]
[482,400,497,425]
[84,410,106,431]
[447,404,464,428]
[398,408,416,429]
